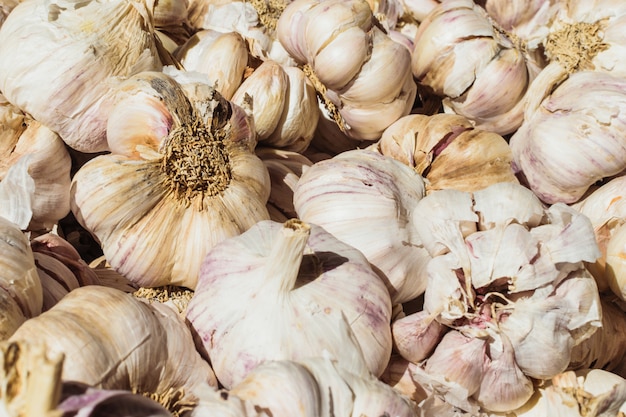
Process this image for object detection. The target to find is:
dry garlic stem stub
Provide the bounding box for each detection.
[509,70,626,205]
[514,369,626,417]
[9,286,217,401]
[0,0,164,153]
[411,0,538,135]
[71,71,270,289]
[373,113,518,194]
[232,61,320,152]
[294,149,431,304]
[0,96,71,231]
[174,29,249,100]
[186,219,393,389]
[0,216,43,339]
[277,0,416,141]
[408,182,602,414]
[0,341,64,417]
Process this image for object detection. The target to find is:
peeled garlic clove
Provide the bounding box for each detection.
[231,60,288,140]
[175,30,249,100]
[0,0,163,152]
[186,219,393,388]
[72,71,270,289]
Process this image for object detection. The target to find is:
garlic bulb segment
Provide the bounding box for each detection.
[604,222,626,301]
[411,0,535,135]
[0,116,71,231]
[375,113,518,194]
[175,29,249,100]
[571,175,626,292]
[277,0,416,141]
[0,341,64,417]
[510,70,626,204]
[256,147,313,221]
[0,0,163,152]
[482,0,556,47]
[0,216,43,323]
[9,286,217,400]
[293,149,431,304]
[409,183,602,412]
[71,71,270,289]
[391,309,447,363]
[186,219,393,388]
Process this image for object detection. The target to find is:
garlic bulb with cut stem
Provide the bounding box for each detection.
[0,95,71,231]
[186,219,393,389]
[277,0,416,141]
[411,0,542,135]
[71,70,270,289]
[9,285,217,402]
[405,182,602,414]
[174,29,249,100]
[294,149,431,304]
[370,113,518,194]
[0,0,164,152]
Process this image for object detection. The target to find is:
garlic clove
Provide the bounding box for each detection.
[392,309,447,363]
[473,182,545,230]
[276,0,319,63]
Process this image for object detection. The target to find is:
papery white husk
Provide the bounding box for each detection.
[0,0,163,152]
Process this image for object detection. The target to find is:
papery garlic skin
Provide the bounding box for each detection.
[294,149,431,304]
[187,219,393,389]
[510,70,626,204]
[406,182,602,413]
[71,71,270,289]
[0,0,163,152]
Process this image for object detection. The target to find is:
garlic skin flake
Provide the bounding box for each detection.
[0,0,163,152]
[406,182,602,413]
[71,71,270,289]
[186,219,393,389]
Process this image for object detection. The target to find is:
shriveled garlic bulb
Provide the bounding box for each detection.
[277,0,417,141]
[9,286,217,401]
[71,70,270,289]
[294,149,431,304]
[371,113,518,193]
[509,70,626,204]
[174,29,249,100]
[231,60,319,151]
[0,0,164,152]
[0,95,71,231]
[411,0,541,135]
[406,182,602,414]
[186,219,393,388]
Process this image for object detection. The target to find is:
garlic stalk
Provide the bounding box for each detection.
[71,70,270,289]
[406,182,602,413]
[0,0,164,152]
[186,219,393,388]
[293,149,431,304]
[9,285,217,401]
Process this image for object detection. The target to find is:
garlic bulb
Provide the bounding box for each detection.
[411,0,540,135]
[0,216,43,337]
[0,95,71,231]
[0,0,164,152]
[406,182,602,413]
[509,70,626,204]
[231,60,320,152]
[604,222,626,301]
[9,285,217,401]
[186,219,393,388]
[71,70,270,289]
[277,0,416,141]
[371,113,518,194]
[294,149,431,304]
[175,29,249,100]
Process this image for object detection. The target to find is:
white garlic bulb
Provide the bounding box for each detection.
[186,219,393,389]
[71,71,270,289]
[294,149,431,304]
[0,0,164,152]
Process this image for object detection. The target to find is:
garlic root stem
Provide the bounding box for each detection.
[265,219,311,296]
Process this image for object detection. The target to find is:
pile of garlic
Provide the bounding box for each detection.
[2,0,626,416]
